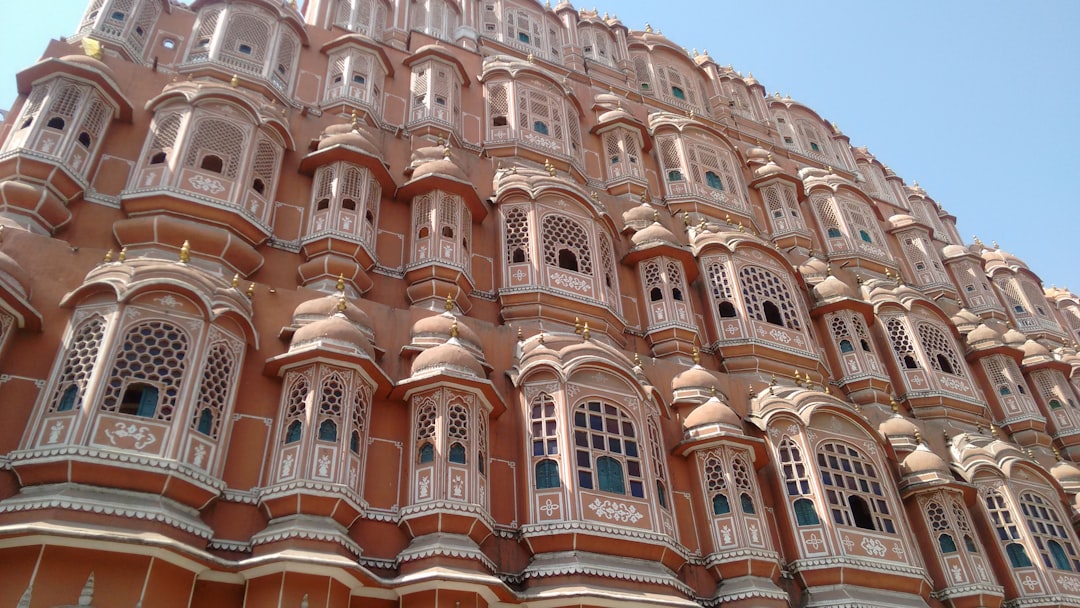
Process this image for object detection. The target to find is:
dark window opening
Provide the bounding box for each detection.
[119,383,159,418]
[740,492,756,514]
[860,339,871,352]
[762,301,784,326]
[419,442,435,463]
[251,178,265,195]
[936,354,955,375]
[938,534,957,553]
[999,386,1011,396]
[672,287,683,301]
[712,493,731,515]
[196,409,214,436]
[839,339,854,353]
[58,385,79,412]
[705,170,723,190]
[318,419,337,442]
[511,247,525,263]
[518,31,530,44]
[535,459,560,489]
[827,227,842,238]
[1007,543,1033,568]
[110,10,126,21]
[492,115,508,127]
[441,226,454,238]
[237,43,253,55]
[1049,540,1072,571]
[903,355,919,369]
[849,495,875,530]
[718,301,737,318]
[150,151,167,165]
[19,117,32,129]
[449,442,466,464]
[557,248,579,272]
[667,169,683,182]
[532,120,549,135]
[200,155,224,173]
[650,287,663,301]
[342,198,357,211]
[316,198,330,211]
[810,142,820,152]
[46,116,65,130]
[352,73,366,85]
[596,455,625,494]
[350,430,361,454]
[671,86,685,100]
[964,535,977,552]
[77,132,92,148]
[859,230,873,243]
[196,37,210,49]
[657,481,668,509]
[365,210,374,224]
[1050,399,1063,410]
[794,498,820,525]
[285,420,302,444]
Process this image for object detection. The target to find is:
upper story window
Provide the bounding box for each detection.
[656,132,747,212]
[777,437,821,526]
[917,322,964,376]
[484,77,582,161]
[325,47,386,115]
[410,190,471,271]
[496,4,562,62]
[332,0,390,39]
[811,194,892,262]
[640,257,693,330]
[760,182,805,235]
[574,401,643,497]
[409,60,461,131]
[75,0,162,61]
[579,25,617,67]
[899,230,951,288]
[601,128,643,182]
[307,161,379,248]
[409,0,459,41]
[993,273,1063,336]
[827,311,885,380]
[817,441,895,532]
[633,52,707,114]
[183,4,301,94]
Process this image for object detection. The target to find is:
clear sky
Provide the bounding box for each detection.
[1,1,1078,292]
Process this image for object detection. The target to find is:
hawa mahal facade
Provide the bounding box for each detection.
[1,1,1079,607]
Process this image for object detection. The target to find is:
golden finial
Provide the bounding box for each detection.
[118,247,127,262]
[737,222,745,232]
[827,166,834,174]
[1053,445,1063,460]
[538,331,545,344]
[683,211,691,227]
[574,317,583,334]
[350,110,359,131]
[807,248,815,258]
[81,37,104,60]
[581,322,590,341]
[992,240,999,250]
[769,373,776,396]
[688,109,695,119]
[645,22,653,33]
[698,217,707,231]
[711,385,718,397]
[246,282,256,297]
[517,327,524,341]
[767,153,774,163]
[336,274,346,292]
[973,235,983,247]
[443,147,451,160]
[0,225,4,243]
[232,273,240,288]
[450,318,459,339]
[890,396,899,414]
[179,240,191,263]
[914,429,924,445]
[990,423,999,439]
[943,428,950,442]
[634,353,642,367]
[545,159,556,176]
[103,249,113,263]
[230,74,240,87]
[527,53,535,63]
[653,210,660,223]
[825,264,833,276]
[442,294,454,312]
[1025,447,1034,459]
[337,294,347,312]
[692,346,701,365]
[692,48,699,57]
[824,384,830,395]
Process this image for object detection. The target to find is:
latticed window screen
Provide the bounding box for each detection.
[47,84,82,125]
[703,453,729,513]
[599,233,617,291]
[48,316,105,413]
[78,0,106,35]
[316,371,347,441]
[685,140,744,207]
[917,322,963,376]
[985,489,1023,543]
[530,392,558,457]
[541,214,592,274]
[77,98,110,148]
[101,320,190,422]
[349,381,369,452]
[504,206,530,264]
[221,12,270,68]
[130,1,161,50]
[147,113,182,162]
[632,54,652,91]
[192,336,238,439]
[656,63,699,108]
[410,0,458,41]
[817,441,896,533]
[487,82,508,127]
[334,0,388,38]
[573,401,643,498]
[272,30,299,90]
[763,184,804,233]
[188,7,222,62]
[732,453,756,512]
[184,118,245,178]
[446,399,470,463]
[579,26,614,66]
[251,136,279,194]
[738,265,802,329]
[647,419,670,508]
[813,195,843,239]
[1032,370,1075,408]
[885,316,919,369]
[414,398,437,460]
[778,437,812,497]
[1019,491,1080,571]
[705,259,736,318]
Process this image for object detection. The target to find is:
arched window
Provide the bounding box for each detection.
[885,317,920,370]
[119,383,159,418]
[705,170,723,190]
[938,533,957,553]
[535,459,559,489]
[718,301,737,318]
[285,420,302,444]
[102,321,189,422]
[48,317,105,414]
[738,265,802,330]
[418,442,435,463]
[794,498,820,525]
[1007,542,1033,567]
[504,206,530,265]
[713,493,731,515]
[449,442,467,464]
[318,419,338,441]
[918,322,964,377]
[542,215,592,275]
[1019,491,1080,571]
[574,401,642,497]
[839,339,854,353]
[817,441,895,533]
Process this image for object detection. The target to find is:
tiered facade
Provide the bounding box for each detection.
[1,1,1080,607]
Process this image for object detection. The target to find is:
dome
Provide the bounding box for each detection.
[410,311,481,350]
[631,221,679,247]
[753,157,784,178]
[1002,327,1028,347]
[813,274,856,301]
[411,339,485,378]
[1021,339,1052,358]
[900,444,951,476]
[623,202,657,227]
[318,122,381,157]
[411,155,469,183]
[797,256,828,279]
[1051,460,1080,485]
[683,395,740,430]
[59,53,115,79]
[292,313,372,354]
[951,308,981,330]
[966,323,1002,349]
[941,244,969,259]
[672,364,720,392]
[597,107,637,124]
[879,414,919,438]
[887,214,918,229]
[293,294,372,330]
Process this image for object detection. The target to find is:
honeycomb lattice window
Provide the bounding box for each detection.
[817,441,896,533]
[101,320,190,422]
[813,195,843,238]
[705,258,736,319]
[541,214,592,274]
[415,398,437,442]
[319,372,346,418]
[48,316,105,413]
[447,401,469,441]
[738,265,801,329]
[1019,491,1080,571]
[283,374,309,422]
[885,316,919,369]
[251,136,279,194]
[703,453,729,513]
[192,337,238,438]
[504,206,530,264]
[184,118,245,178]
[917,321,963,376]
[147,112,182,161]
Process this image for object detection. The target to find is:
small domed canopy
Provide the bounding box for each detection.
[410,311,482,351]
[950,308,981,332]
[1051,459,1080,488]
[966,323,1003,350]
[299,120,395,190]
[879,414,919,439]
[631,221,680,248]
[1002,327,1028,347]
[411,339,485,379]
[397,145,486,220]
[683,395,741,431]
[797,255,829,281]
[17,55,133,122]
[622,202,657,230]
[317,122,381,156]
[293,293,372,331]
[0,247,42,331]
[813,274,856,302]
[672,364,721,393]
[292,313,372,356]
[900,443,951,476]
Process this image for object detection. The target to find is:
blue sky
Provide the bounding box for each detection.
[1,1,1078,292]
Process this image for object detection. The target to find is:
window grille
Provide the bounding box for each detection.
[917,322,963,376]
[703,453,729,514]
[542,214,592,274]
[189,8,222,62]
[1019,491,1080,571]
[251,136,279,195]
[738,265,802,329]
[48,317,105,413]
[79,0,106,35]
[885,316,919,369]
[101,321,189,422]
[573,401,643,498]
[192,338,237,438]
[184,118,245,178]
[778,438,811,497]
[817,441,895,533]
[415,399,437,443]
[504,206,530,264]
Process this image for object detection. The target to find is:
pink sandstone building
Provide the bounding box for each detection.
[0,1,1079,606]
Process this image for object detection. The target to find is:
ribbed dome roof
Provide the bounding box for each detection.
[631,221,679,247]
[623,202,657,227]
[293,294,372,330]
[411,339,485,378]
[1021,339,1052,358]
[1002,327,1028,347]
[900,444,951,475]
[672,364,720,392]
[879,414,919,438]
[292,313,372,354]
[683,395,740,430]
[1051,460,1080,485]
[966,323,1002,348]
[409,145,469,182]
[813,274,856,301]
[59,53,115,78]
[318,122,381,157]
